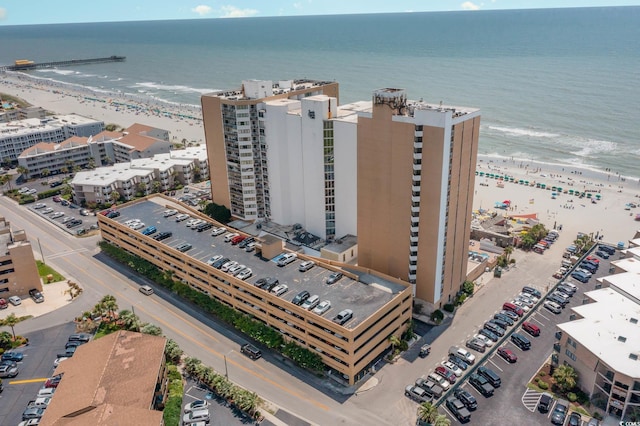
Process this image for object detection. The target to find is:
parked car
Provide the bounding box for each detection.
[0,298,6,309]
[497,347,518,363]
[291,290,310,306]
[8,295,22,306]
[466,338,486,353]
[301,295,320,311]
[469,373,494,397]
[499,309,519,321]
[326,272,343,284]
[298,261,315,272]
[435,365,457,384]
[33,203,46,209]
[211,227,227,236]
[441,361,463,377]
[29,288,44,303]
[551,399,569,425]
[0,361,19,377]
[68,333,92,343]
[236,268,253,280]
[449,346,475,364]
[445,397,471,423]
[312,300,331,315]
[474,332,496,345]
[544,301,563,314]
[454,388,477,410]
[493,313,514,326]
[333,309,353,325]
[595,250,610,259]
[22,407,45,421]
[427,372,451,390]
[522,321,541,337]
[477,366,501,388]
[271,284,289,297]
[1,351,24,362]
[448,354,468,370]
[568,412,582,426]
[405,385,432,403]
[538,392,554,412]
[414,377,441,399]
[184,399,209,413]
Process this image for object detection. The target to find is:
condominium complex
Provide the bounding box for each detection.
[555,236,640,421]
[0,216,42,298]
[71,146,208,205]
[0,114,104,161]
[0,105,46,123]
[201,79,339,221]
[18,123,172,178]
[202,81,480,305]
[40,330,167,425]
[356,89,480,305]
[98,196,412,385]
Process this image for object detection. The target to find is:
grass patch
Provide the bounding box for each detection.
[163,365,184,426]
[572,407,590,417]
[93,321,121,339]
[36,261,65,283]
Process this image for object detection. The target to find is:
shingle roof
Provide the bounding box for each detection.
[39,330,166,426]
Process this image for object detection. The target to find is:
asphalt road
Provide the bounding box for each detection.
[0,194,612,426]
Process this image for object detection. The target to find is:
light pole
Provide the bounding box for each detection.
[37,238,45,263]
[224,350,233,379]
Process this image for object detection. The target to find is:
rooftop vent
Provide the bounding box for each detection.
[618,336,627,343]
[630,353,638,361]
[631,318,638,324]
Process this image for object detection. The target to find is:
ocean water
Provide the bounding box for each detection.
[0,7,639,177]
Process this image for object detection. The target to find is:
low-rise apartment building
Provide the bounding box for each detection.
[0,114,104,161]
[556,242,640,421]
[18,123,172,178]
[98,195,412,385]
[40,330,167,426]
[0,216,42,298]
[71,146,208,205]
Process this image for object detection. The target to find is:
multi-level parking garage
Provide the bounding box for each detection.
[98,195,413,385]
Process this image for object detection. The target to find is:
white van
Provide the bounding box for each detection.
[277,253,297,267]
[139,285,154,295]
[182,409,210,425]
[224,232,239,243]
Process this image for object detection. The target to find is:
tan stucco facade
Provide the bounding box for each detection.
[357,94,480,306]
[0,218,42,298]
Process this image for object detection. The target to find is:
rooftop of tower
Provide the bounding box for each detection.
[203,79,337,101]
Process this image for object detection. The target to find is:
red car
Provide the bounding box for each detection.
[44,374,62,388]
[435,365,457,384]
[230,235,246,245]
[52,196,61,203]
[586,256,600,264]
[497,347,518,363]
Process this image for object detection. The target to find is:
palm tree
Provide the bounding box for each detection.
[110,190,121,204]
[118,309,139,331]
[1,313,21,340]
[0,174,11,192]
[0,331,13,349]
[16,166,28,178]
[433,414,451,426]
[184,357,202,376]
[100,295,118,321]
[503,245,514,263]
[41,168,51,177]
[388,334,401,353]
[417,401,438,423]
[553,364,578,393]
[151,180,162,194]
[140,323,162,336]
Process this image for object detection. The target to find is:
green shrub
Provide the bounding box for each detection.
[37,188,62,199]
[18,195,35,204]
[163,364,184,426]
[538,382,549,390]
[430,309,444,323]
[443,303,455,313]
[539,371,546,377]
[455,293,467,306]
[567,392,577,402]
[462,281,475,295]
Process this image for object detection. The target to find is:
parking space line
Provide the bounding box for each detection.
[9,378,47,385]
[530,316,547,326]
[521,389,542,412]
[535,311,551,322]
[486,359,503,372]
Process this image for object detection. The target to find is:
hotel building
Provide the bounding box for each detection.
[201,79,339,221]
[202,81,480,305]
[356,89,480,304]
[98,196,412,385]
[0,216,42,298]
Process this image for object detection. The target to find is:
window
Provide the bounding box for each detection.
[565,349,577,362]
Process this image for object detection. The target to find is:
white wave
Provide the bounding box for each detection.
[485,125,560,138]
[133,81,215,94]
[109,77,123,81]
[568,138,618,157]
[36,69,76,76]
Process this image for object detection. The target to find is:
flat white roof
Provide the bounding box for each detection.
[599,271,640,303]
[170,146,208,161]
[72,163,152,186]
[560,287,640,378]
[623,245,640,258]
[611,257,640,273]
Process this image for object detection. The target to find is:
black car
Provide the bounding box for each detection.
[547,294,568,307]
[291,290,310,306]
[68,333,91,343]
[478,328,499,342]
[538,393,553,412]
[212,257,230,269]
[106,211,121,218]
[1,351,24,362]
[493,313,514,326]
[595,250,610,259]
[454,388,477,410]
[238,237,255,248]
[599,245,616,255]
[491,318,510,330]
[445,397,471,423]
[196,223,213,232]
[153,231,173,241]
[469,373,494,397]
[29,288,44,303]
[557,284,576,296]
[568,412,582,426]
[448,354,468,370]
[256,277,279,291]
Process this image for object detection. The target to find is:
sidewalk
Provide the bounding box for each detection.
[0,280,73,320]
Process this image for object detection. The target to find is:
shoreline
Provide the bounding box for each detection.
[2,71,639,243]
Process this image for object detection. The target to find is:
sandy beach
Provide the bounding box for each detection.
[0,72,205,144]
[2,71,639,245]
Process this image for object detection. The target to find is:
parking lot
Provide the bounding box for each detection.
[0,322,76,425]
[435,244,616,425]
[182,379,257,426]
[109,198,404,329]
[29,199,98,235]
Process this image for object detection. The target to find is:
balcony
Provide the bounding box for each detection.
[411,205,420,213]
[409,235,419,243]
[413,152,422,161]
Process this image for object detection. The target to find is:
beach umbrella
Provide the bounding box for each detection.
[595,194,601,200]
[568,189,574,195]
[552,186,557,191]
[587,193,592,198]
[556,187,562,192]
[479,172,485,176]
[525,180,530,185]
[475,171,478,175]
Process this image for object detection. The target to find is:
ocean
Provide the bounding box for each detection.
[1,7,639,178]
